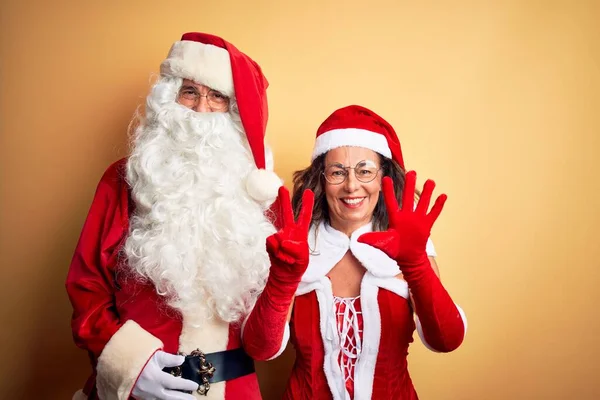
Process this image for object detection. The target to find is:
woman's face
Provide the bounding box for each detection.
[323,146,382,235]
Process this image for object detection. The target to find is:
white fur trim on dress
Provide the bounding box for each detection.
[297,272,394,400]
[245,169,282,205]
[312,128,392,160]
[160,41,234,97]
[415,304,468,353]
[425,237,436,257]
[296,223,428,400]
[96,320,163,400]
[353,274,381,400]
[315,278,346,400]
[302,223,435,283]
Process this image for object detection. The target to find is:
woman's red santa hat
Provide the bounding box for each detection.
[160,32,282,204]
[312,105,405,169]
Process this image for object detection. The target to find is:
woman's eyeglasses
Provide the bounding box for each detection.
[323,160,381,185]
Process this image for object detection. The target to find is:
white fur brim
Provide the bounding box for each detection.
[96,320,163,400]
[246,169,282,204]
[312,128,391,160]
[265,144,275,171]
[160,40,234,97]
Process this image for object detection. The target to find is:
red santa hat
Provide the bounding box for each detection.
[312,105,405,169]
[160,32,281,204]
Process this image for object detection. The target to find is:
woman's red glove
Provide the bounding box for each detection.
[242,186,314,360]
[358,172,465,352]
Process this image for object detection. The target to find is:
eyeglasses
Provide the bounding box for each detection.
[178,86,230,111]
[323,160,381,185]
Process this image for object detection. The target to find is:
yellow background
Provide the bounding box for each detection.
[1,1,599,399]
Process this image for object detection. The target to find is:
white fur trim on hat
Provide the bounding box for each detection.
[265,144,275,171]
[96,320,163,400]
[246,169,282,205]
[312,128,392,160]
[160,40,234,97]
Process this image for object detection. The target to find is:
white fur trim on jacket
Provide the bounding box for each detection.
[178,312,230,399]
[160,41,234,97]
[312,128,392,160]
[96,320,163,400]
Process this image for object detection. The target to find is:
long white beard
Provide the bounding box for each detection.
[124,78,275,324]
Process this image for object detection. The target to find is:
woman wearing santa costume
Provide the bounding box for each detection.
[242,105,467,399]
[66,32,283,400]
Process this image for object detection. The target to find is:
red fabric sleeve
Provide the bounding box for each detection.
[65,159,131,360]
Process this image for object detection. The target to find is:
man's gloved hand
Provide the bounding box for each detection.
[132,350,198,400]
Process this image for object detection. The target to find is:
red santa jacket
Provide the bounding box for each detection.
[66,159,262,400]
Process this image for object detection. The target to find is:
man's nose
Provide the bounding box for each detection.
[194,95,211,113]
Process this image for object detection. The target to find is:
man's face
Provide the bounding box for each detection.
[177,79,231,113]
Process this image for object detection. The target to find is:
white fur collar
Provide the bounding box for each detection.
[301,222,401,284]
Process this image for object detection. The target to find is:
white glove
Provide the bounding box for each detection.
[132,350,199,400]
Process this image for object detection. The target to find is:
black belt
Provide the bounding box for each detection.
[163,348,255,396]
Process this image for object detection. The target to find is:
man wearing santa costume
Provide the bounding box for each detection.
[66,32,282,400]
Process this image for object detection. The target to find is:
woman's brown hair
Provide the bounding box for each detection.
[291,152,407,233]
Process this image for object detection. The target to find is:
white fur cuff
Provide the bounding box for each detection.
[96,320,163,400]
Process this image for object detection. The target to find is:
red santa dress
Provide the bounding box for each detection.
[281,223,467,400]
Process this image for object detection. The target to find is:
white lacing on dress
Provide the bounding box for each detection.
[333,295,363,386]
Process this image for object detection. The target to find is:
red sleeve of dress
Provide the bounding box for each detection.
[65,159,130,360]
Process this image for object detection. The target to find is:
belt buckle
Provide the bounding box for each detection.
[190,349,216,396]
[166,349,216,396]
